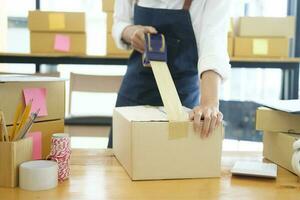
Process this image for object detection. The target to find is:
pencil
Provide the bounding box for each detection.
[9,101,23,141]
[14,99,33,141]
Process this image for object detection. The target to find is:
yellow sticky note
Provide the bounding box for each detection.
[48,13,65,30]
[253,39,269,55]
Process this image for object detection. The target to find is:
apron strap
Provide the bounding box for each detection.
[183,0,193,11]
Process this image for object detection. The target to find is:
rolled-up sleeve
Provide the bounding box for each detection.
[191,0,231,82]
[112,0,134,49]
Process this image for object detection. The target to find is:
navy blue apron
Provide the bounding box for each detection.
[108,0,199,148]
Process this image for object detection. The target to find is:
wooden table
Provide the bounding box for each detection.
[0,149,299,200]
[0,52,299,99]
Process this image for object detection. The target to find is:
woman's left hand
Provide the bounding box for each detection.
[189,103,223,138]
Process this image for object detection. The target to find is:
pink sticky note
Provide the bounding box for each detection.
[26,132,42,160]
[54,34,70,52]
[23,88,48,116]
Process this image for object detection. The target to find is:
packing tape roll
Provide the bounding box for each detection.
[19,160,58,191]
[292,139,300,177]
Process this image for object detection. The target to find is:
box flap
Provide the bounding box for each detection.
[0,75,67,83]
[256,100,300,114]
[114,106,190,122]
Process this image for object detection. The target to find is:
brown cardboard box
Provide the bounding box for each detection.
[107,34,131,56]
[238,17,295,38]
[0,76,65,126]
[256,107,300,134]
[0,138,32,187]
[30,32,86,55]
[28,11,85,33]
[102,0,115,12]
[113,106,223,180]
[234,37,289,58]
[263,131,300,173]
[228,37,234,57]
[107,12,113,33]
[7,120,65,159]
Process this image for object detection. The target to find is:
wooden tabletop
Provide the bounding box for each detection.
[0,149,299,200]
[1,52,300,63]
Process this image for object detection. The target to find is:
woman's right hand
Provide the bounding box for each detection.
[122,25,157,53]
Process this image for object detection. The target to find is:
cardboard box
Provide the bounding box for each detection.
[228,37,234,57]
[113,106,223,180]
[256,107,300,134]
[30,32,86,55]
[234,37,289,58]
[102,0,115,12]
[0,76,65,126]
[238,17,295,38]
[0,138,32,187]
[107,12,113,33]
[107,34,131,56]
[7,120,65,159]
[263,131,300,173]
[28,11,85,33]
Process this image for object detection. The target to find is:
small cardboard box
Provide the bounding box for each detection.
[234,37,289,58]
[256,107,300,134]
[0,138,33,187]
[238,16,296,38]
[102,0,115,12]
[28,11,85,33]
[0,76,65,126]
[228,37,234,57]
[7,119,64,159]
[30,32,86,55]
[106,12,113,33]
[107,34,131,56]
[263,131,300,173]
[113,106,223,180]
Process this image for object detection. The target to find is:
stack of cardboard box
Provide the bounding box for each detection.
[234,17,295,58]
[0,76,65,159]
[28,11,86,55]
[102,0,131,56]
[256,107,300,174]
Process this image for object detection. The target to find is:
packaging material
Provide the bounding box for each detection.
[234,37,289,58]
[107,34,131,56]
[30,32,86,55]
[238,16,296,38]
[7,119,65,159]
[0,138,32,187]
[0,76,65,126]
[256,107,300,134]
[113,106,223,180]
[228,37,234,57]
[107,12,113,33]
[263,131,300,173]
[102,0,115,12]
[28,11,85,33]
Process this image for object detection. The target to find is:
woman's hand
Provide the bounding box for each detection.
[122,25,157,53]
[189,70,223,138]
[189,103,223,138]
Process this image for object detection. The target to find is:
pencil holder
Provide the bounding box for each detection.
[0,138,33,187]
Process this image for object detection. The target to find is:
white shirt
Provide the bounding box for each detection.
[112,0,231,81]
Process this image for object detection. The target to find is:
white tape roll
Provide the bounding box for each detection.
[292,139,300,177]
[19,160,58,191]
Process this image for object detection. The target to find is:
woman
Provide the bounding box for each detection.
[108,0,231,148]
